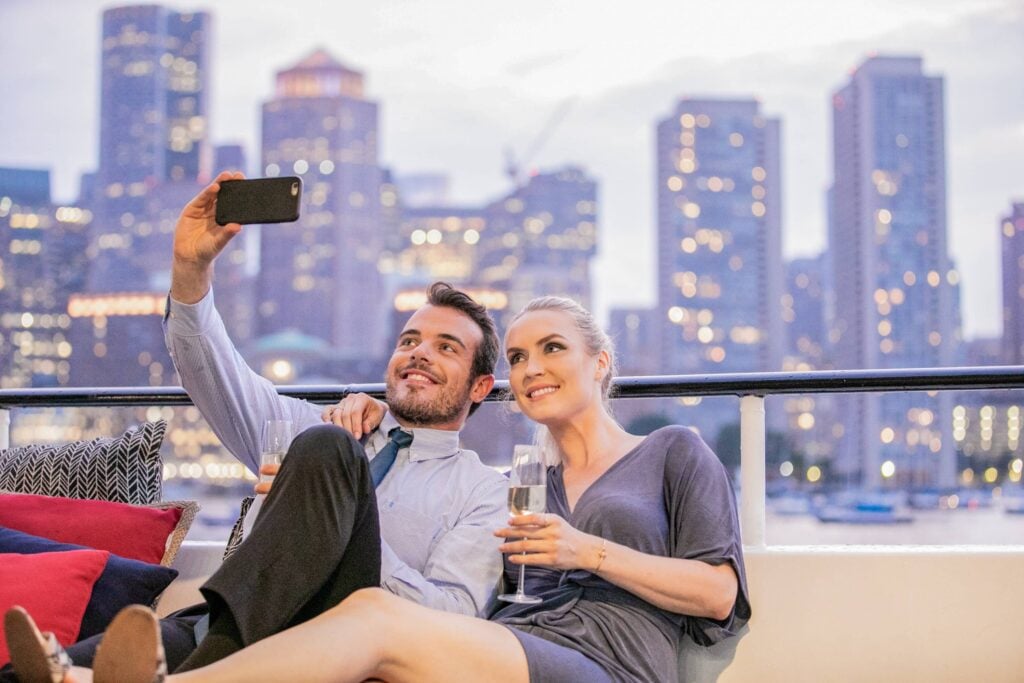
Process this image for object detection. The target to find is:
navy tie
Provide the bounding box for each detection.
[369,427,413,487]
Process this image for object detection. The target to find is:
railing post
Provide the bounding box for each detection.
[740,394,766,547]
[0,408,10,450]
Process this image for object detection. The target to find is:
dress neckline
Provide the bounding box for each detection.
[553,433,651,516]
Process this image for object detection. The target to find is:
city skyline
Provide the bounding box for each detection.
[1,0,1021,340]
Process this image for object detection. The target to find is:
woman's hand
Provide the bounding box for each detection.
[494,513,603,572]
[498,513,738,619]
[321,392,388,440]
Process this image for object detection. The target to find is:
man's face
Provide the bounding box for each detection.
[384,304,488,429]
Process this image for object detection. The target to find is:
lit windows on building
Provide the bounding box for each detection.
[476,166,599,316]
[953,399,1024,485]
[828,56,958,487]
[257,49,385,361]
[1001,203,1024,364]
[656,98,783,386]
[0,177,90,388]
[66,292,172,387]
[390,209,486,281]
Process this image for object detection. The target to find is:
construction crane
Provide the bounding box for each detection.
[503,96,578,189]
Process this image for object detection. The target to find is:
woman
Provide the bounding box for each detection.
[6,296,750,682]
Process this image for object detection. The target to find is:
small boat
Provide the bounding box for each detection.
[815,493,913,524]
[1004,498,1024,515]
[770,493,814,516]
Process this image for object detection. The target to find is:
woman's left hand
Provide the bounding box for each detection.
[494,513,601,571]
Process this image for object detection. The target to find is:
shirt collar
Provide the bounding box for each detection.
[372,412,462,462]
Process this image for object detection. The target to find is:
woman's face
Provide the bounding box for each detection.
[504,309,607,426]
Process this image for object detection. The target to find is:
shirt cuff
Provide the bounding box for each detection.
[379,539,404,583]
[164,289,217,336]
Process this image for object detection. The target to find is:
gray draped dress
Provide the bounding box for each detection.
[492,426,751,682]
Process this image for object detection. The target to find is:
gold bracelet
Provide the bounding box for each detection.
[594,538,608,573]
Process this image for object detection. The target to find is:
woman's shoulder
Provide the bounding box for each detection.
[641,425,721,471]
[642,424,711,451]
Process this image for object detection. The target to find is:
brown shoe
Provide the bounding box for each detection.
[4,606,73,683]
[92,605,166,683]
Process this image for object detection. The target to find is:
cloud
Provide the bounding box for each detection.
[504,50,580,78]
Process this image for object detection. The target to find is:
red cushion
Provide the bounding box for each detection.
[0,492,182,565]
[0,549,109,667]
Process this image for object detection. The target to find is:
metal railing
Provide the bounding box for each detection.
[2,365,1022,546]
[1,365,1021,407]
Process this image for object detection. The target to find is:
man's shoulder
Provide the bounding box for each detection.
[450,449,508,494]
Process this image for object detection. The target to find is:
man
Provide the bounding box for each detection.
[47,172,509,674]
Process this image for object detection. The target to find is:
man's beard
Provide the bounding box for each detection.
[385,373,474,426]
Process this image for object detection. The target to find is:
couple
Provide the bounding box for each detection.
[5,172,750,682]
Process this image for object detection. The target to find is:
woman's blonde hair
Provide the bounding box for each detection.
[506,296,618,465]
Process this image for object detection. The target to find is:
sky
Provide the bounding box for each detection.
[1,0,1021,340]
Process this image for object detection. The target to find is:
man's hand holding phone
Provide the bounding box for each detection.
[170,171,246,304]
[170,172,303,305]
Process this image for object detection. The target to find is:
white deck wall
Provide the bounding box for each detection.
[721,546,1024,681]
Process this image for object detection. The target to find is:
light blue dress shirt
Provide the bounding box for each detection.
[163,290,508,617]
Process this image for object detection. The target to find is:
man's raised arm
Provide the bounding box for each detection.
[164,173,320,472]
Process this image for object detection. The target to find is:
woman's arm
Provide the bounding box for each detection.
[497,514,738,620]
[586,536,737,619]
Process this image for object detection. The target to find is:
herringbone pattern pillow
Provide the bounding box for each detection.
[222,495,255,561]
[0,421,166,505]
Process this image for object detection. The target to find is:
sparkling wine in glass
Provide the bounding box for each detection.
[243,419,296,539]
[498,445,547,604]
[260,419,295,487]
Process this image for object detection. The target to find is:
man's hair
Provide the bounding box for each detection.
[426,282,499,416]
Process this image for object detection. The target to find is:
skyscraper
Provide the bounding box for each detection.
[386,206,486,283]
[257,50,386,360]
[1001,202,1024,365]
[654,98,783,446]
[90,5,211,291]
[782,255,839,480]
[655,99,783,375]
[784,255,829,371]
[829,56,960,487]
[98,5,211,188]
[479,166,598,324]
[0,169,89,388]
[378,165,598,342]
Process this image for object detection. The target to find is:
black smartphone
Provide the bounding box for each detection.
[215,177,302,225]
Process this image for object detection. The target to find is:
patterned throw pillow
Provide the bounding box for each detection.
[0,420,166,505]
[222,495,255,561]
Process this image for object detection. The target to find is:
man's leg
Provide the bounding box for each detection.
[177,424,381,670]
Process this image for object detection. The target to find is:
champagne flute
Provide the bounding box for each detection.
[498,444,547,604]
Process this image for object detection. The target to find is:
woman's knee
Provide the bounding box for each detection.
[324,588,412,633]
[341,587,406,618]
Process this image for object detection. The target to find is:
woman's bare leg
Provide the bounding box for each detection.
[168,588,530,683]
